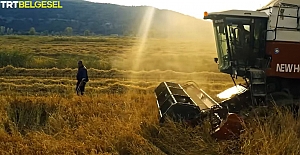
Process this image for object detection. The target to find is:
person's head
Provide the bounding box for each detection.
[237,24,243,29]
[78,60,83,68]
[237,24,246,31]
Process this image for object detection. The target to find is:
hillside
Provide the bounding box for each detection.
[0,0,214,40]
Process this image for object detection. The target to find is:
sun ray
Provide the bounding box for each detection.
[131,6,156,71]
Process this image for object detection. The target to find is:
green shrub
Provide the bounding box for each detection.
[0,50,33,67]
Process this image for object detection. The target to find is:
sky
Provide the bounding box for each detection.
[86,0,273,18]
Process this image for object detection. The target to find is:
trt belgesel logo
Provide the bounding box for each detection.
[0,0,63,9]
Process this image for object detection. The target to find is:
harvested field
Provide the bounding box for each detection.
[0,36,299,155]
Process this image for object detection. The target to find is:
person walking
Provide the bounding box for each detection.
[76,60,89,95]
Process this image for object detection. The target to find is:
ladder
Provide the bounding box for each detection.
[249,69,267,106]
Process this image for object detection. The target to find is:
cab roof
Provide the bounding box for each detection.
[204,10,268,19]
[259,0,300,10]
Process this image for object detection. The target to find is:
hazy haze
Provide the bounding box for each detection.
[87,0,272,18]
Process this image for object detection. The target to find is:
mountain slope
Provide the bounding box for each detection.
[0,0,214,39]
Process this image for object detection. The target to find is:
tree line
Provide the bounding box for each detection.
[0,26,99,36]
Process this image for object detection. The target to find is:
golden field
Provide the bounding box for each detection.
[0,35,299,155]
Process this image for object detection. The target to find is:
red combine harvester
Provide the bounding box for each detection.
[154,0,300,140]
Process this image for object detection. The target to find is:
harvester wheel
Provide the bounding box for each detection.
[268,91,299,117]
[269,91,293,107]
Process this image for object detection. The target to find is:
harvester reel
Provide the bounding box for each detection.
[154,81,246,140]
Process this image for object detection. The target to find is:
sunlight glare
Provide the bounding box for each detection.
[217,85,248,99]
[131,6,156,71]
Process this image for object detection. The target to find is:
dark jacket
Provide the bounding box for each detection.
[77,66,89,82]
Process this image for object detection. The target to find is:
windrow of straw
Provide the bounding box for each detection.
[0,66,228,80]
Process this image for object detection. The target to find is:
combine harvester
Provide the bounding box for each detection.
[155,0,300,140]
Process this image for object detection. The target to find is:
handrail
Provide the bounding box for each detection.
[274,4,282,40]
[297,6,299,30]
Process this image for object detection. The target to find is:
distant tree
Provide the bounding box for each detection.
[0,26,5,35]
[123,30,129,36]
[123,30,134,36]
[10,28,13,34]
[65,27,73,36]
[6,28,13,35]
[42,30,49,36]
[84,30,90,36]
[29,27,36,35]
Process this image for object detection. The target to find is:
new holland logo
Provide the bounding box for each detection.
[276,64,300,73]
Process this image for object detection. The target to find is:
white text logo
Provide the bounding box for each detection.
[276,64,300,73]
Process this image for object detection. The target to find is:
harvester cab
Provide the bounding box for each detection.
[154,0,300,140]
[203,0,300,105]
[203,10,270,106]
[204,10,268,78]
